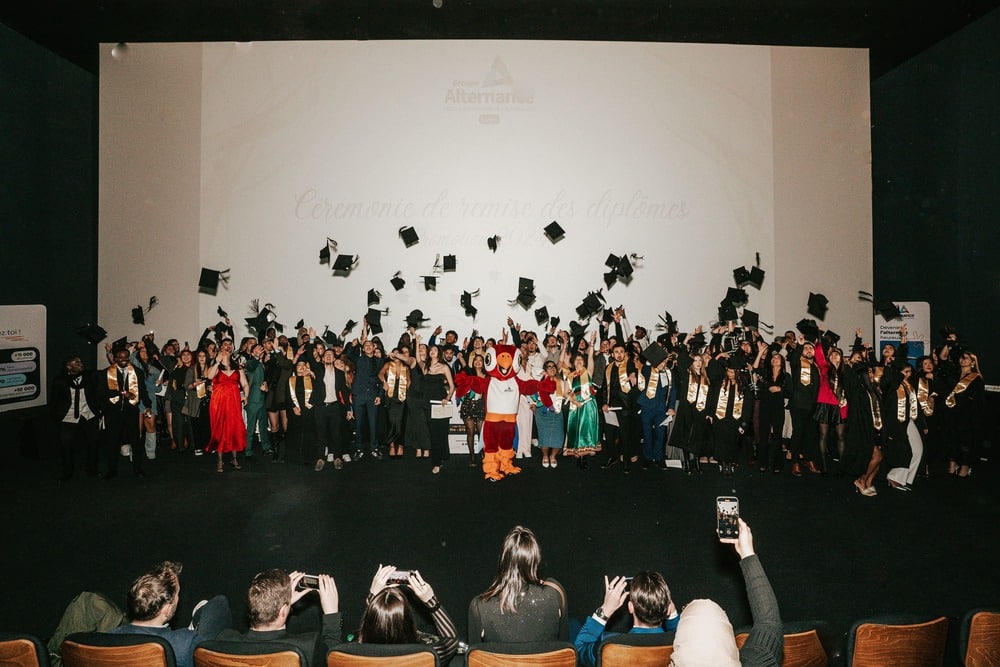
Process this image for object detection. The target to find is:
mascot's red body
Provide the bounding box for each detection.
[454,344,554,481]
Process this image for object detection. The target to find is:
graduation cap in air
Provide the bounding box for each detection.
[576,291,605,319]
[367,289,382,306]
[461,290,480,318]
[796,318,820,340]
[319,238,337,264]
[822,329,841,345]
[487,235,500,253]
[657,311,678,334]
[569,320,587,338]
[332,254,359,275]
[130,296,158,325]
[550,316,561,329]
[341,319,359,337]
[294,319,305,331]
[366,308,386,335]
[723,287,749,307]
[747,266,765,290]
[543,221,565,243]
[422,276,437,291]
[216,306,228,319]
[603,270,618,290]
[733,266,752,287]
[857,291,901,321]
[390,272,406,291]
[245,299,278,335]
[76,323,108,345]
[510,277,536,309]
[641,341,668,367]
[806,292,829,320]
[740,309,773,333]
[534,306,549,326]
[602,308,616,324]
[198,268,230,295]
[433,254,456,272]
[717,305,739,323]
[605,254,620,269]
[398,226,419,248]
[405,309,430,328]
[321,327,342,347]
[616,254,637,279]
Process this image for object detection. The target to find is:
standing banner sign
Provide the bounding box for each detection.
[875,301,930,364]
[0,305,47,412]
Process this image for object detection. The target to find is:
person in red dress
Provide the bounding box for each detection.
[205,343,250,473]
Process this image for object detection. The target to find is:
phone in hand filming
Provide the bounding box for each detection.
[716,496,740,539]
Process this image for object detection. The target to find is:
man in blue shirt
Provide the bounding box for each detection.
[574,570,679,667]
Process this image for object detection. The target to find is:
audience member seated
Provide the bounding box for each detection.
[359,565,458,664]
[574,570,679,667]
[670,519,782,667]
[468,526,566,643]
[216,569,341,667]
[106,561,231,667]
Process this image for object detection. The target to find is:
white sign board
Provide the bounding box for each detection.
[875,301,930,364]
[0,305,47,412]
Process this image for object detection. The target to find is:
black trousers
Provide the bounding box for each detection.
[789,406,818,462]
[758,399,786,470]
[429,417,451,466]
[103,405,144,475]
[58,417,100,478]
[604,408,638,461]
[314,402,345,460]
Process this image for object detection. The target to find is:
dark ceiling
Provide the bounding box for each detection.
[3,0,999,79]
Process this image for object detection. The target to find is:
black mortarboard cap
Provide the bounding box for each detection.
[365,308,384,335]
[569,320,587,338]
[733,266,751,287]
[405,309,430,328]
[748,266,765,290]
[399,226,419,247]
[487,235,500,252]
[617,255,634,278]
[216,306,228,319]
[422,276,437,290]
[321,327,340,347]
[602,308,615,323]
[657,311,677,333]
[796,318,820,339]
[198,268,229,294]
[543,221,565,242]
[442,255,457,272]
[332,254,358,274]
[295,319,305,330]
[461,291,478,318]
[726,356,745,370]
[603,270,618,289]
[76,323,108,344]
[131,306,145,325]
[874,299,901,321]
[718,305,738,323]
[534,306,549,325]
[111,336,128,352]
[367,289,381,306]
[641,342,668,367]
[724,287,749,306]
[390,272,405,291]
[807,292,829,320]
[582,292,603,315]
[515,291,536,309]
[605,253,620,269]
[319,238,337,263]
[518,277,534,295]
[741,309,759,330]
[550,316,560,328]
[341,319,358,336]
[822,329,841,345]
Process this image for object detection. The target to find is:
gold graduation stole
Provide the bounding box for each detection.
[799,358,813,386]
[605,363,632,393]
[872,366,884,386]
[644,369,660,399]
[896,383,917,422]
[289,375,313,410]
[386,361,409,401]
[106,364,139,406]
[574,371,592,400]
[715,381,744,420]
[868,388,883,430]
[686,370,710,411]
[917,377,934,416]
[945,372,979,409]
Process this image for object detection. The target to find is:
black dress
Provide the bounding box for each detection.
[405,366,431,453]
[424,371,451,467]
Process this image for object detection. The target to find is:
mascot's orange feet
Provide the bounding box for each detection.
[498,448,521,475]
[482,451,504,482]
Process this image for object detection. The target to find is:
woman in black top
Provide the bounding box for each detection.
[424,345,455,475]
[754,348,790,473]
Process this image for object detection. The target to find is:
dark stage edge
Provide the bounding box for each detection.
[2,438,997,659]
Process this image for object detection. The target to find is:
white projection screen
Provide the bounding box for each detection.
[99,40,872,350]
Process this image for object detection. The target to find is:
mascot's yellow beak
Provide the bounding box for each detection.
[497,351,513,375]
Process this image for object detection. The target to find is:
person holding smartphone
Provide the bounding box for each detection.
[671,519,783,666]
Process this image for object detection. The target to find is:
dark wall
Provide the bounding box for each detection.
[0,23,97,373]
[871,8,1000,371]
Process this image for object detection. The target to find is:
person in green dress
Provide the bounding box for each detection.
[564,331,600,468]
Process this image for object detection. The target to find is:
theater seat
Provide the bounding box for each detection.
[467,641,577,667]
[735,620,835,667]
[0,632,51,667]
[598,632,674,667]
[326,643,439,666]
[845,615,948,667]
[194,639,307,667]
[961,608,1000,667]
[61,631,176,667]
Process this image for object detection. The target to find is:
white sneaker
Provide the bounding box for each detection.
[327,453,335,462]
[314,459,325,471]
[188,599,209,630]
[341,453,352,463]
[194,449,204,456]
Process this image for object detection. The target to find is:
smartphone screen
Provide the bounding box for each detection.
[388,570,410,584]
[716,496,740,539]
[299,574,319,590]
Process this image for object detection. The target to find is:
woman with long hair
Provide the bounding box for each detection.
[360,565,458,664]
[184,348,213,453]
[755,349,789,473]
[468,526,566,643]
[204,343,249,473]
[669,328,712,474]
[881,361,925,491]
[914,355,944,476]
[943,350,985,478]
[535,358,568,468]
[563,335,600,468]
[459,353,488,466]
[424,344,455,475]
[707,357,749,476]
[843,363,884,496]
[170,349,194,451]
[403,340,431,460]
[813,338,848,473]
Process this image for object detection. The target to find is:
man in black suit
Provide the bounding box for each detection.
[101,347,146,479]
[600,342,641,473]
[309,348,352,470]
[217,569,341,667]
[50,355,103,481]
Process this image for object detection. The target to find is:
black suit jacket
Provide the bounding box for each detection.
[310,366,352,406]
[216,612,342,667]
[50,370,103,422]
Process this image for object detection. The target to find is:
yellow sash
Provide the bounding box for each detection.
[799,358,813,386]
[106,365,139,406]
[917,377,934,416]
[896,383,917,422]
[868,388,883,430]
[644,369,660,399]
[945,372,979,409]
[386,361,409,401]
[686,370,709,411]
[289,375,313,410]
[715,381,744,420]
[605,362,631,393]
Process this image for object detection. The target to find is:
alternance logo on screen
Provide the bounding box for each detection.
[445,56,535,112]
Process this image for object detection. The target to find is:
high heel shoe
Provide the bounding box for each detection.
[805,461,822,474]
[232,458,241,470]
[853,479,866,495]
[216,461,224,473]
